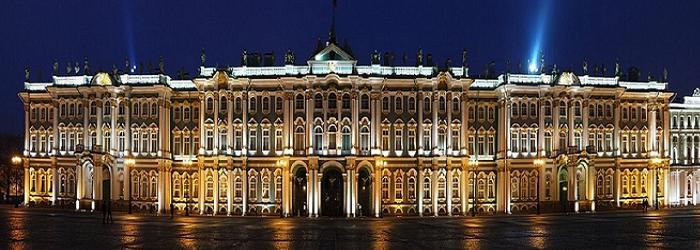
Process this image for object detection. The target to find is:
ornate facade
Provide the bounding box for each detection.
[19,38,676,217]
[669,89,700,206]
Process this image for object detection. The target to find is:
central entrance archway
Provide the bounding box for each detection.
[292,167,308,217]
[357,167,372,217]
[321,168,343,217]
[559,167,569,211]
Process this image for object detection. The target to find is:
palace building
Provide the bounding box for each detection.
[19,28,684,217]
[669,89,700,206]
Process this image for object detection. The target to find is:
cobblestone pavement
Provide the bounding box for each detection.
[1,205,700,249]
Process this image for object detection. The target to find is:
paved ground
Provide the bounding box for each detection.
[1,206,700,249]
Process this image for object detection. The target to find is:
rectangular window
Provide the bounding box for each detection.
[262,129,270,151]
[234,129,242,150]
[622,135,628,153]
[275,129,283,151]
[382,128,390,150]
[408,128,416,151]
[206,129,214,151]
[511,132,519,153]
[395,128,403,151]
[478,135,485,156]
[173,135,181,155]
[151,132,157,153]
[468,135,475,155]
[487,134,495,155]
[529,131,537,153]
[423,127,431,152]
[219,130,228,151]
[249,129,257,151]
[451,129,459,151]
[184,136,191,155]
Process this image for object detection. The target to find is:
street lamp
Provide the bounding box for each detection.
[651,157,663,210]
[469,157,478,217]
[11,156,22,208]
[534,158,545,215]
[125,158,135,214]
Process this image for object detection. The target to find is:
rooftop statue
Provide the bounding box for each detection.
[66,62,72,75]
[615,58,621,76]
[200,48,206,66]
[84,57,90,75]
[284,49,295,65]
[24,65,29,82]
[371,50,380,65]
[693,88,700,97]
[663,67,669,82]
[241,50,248,66]
[462,49,468,67]
[53,60,59,75]
[582,58,588,75]
[416,48,423,66]
[74,62,80,75]
[125,58,130,73]
[159,56,165,74]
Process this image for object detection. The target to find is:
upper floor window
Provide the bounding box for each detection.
[235,97,242,113]
[361,94,370,110]
[206,97,214,113]
[439,96,446,112]
[424,97,431,112]
[544,101,551,117]
[452,98,460,112]
[295,94,305,111]
[262,97,270,113]
[341,94,350,109]
[574,101,582,117]
[150,103,157,116]
[276,97,283,112]
[530,103,537,116]
[396,97,403,112]
[314,94,323,109]
[220,96,228,113]
[559,101,567,116]
[382,96,389,112]
[90,101,97,117]
[250,97,257,113]
[328,93,337,109]
[408,97,416,112]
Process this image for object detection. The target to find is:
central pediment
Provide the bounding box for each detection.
[311,43,355,61]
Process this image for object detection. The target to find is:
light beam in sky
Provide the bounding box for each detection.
[121,0,136,71]
[529,0,552,74]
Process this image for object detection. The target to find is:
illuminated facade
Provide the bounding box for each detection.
[19,38,676,216]
[669,90,700,206]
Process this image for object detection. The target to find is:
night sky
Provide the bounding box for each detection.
[2,0,699,135]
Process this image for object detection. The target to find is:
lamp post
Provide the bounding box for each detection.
[184,159,193,216]
[651,157,662,210]
[11,156,22,208]
[534,158,545,215]
[469,157,478,217]
[125,158,135,214]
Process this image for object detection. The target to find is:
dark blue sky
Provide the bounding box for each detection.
[2,0,699,135]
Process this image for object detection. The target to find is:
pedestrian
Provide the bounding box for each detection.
[170,203,175,219]
[102,201,107,224]
[642,198,648,212]
[107,200,114,223]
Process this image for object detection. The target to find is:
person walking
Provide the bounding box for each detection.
[102,202,107,224]
[170,203,175,219]
[107,201,114,224]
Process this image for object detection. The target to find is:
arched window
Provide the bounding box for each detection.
[249,97,257,113]
[174,177,181,198]
[234,177,242,198]
[408,97,416,112]
[295,94,304,110]
[437,176,446,199]
[294,126,305,151]
[328,93,337,109]
[206,175,214,198]
[328,125,337,150]
[341,126,351,151]
[381,176,390,200]
[342,94,350,109]
[544,101,552,116]
[559,101,567,116]
[249,176,257,200]
[206,97,214,113]
[439,96,446,112]
[423,176,431,199]
[452,98,460,112]
[219,175,228,199]
[275,96,283,112]
[424,97,431,112]
[220,96,228,113]
[361,94,370,110]
[235,97,242,113]
[382,96,389,111]
[407,177,416,200]
[314,94,323,109]
[394,175,403,200]
[314,127,323,152]
[452,175,460,198]
[360,126,370,154]
[396,97,403,112]
[530,103,537,116]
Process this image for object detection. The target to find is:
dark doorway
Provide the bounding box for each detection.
[292,167,307,217]
[559,168,568,211]
[357,168,372,217]
[102,167,111,209]
[321,168,343,217]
